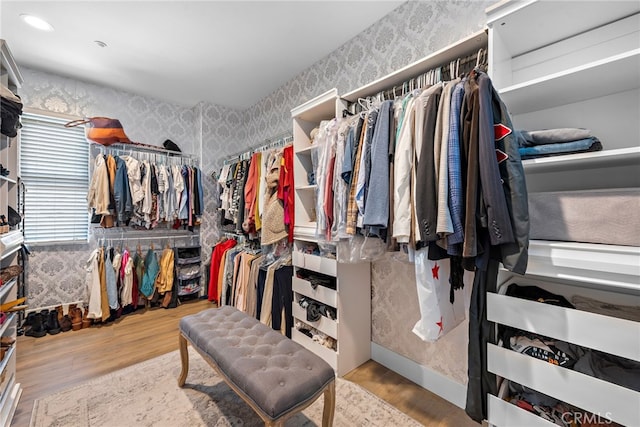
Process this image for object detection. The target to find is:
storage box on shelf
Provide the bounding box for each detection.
[0,39,23,427]
[290,236,370,377]
[174,246,202,300]
[486,1,640,426]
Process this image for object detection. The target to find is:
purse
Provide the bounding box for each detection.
[65,117,131,146]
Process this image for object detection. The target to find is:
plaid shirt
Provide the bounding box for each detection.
[345,117,367,235]
[447,80,466,254]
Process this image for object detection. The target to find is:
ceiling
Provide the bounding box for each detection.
[0,1,403,109]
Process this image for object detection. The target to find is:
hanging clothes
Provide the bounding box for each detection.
[155,247,175,295]
[140,248,159,299]
[85,248,102,320]
[207,238,237,302]
[278,146,294,242]
[105,249,119,311]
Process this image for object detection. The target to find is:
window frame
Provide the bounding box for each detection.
[19,109,91,245]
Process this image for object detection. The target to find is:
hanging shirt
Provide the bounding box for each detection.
[435,79,459,237]
[87,155,111,216]
[392,96,416,243]
[105,249,119,310]
[155,248,175,294]
[278,146,294,242]
[447,80,466,254]
[140,248,159,298]
[85,248,102,320]
[363,100,393,236]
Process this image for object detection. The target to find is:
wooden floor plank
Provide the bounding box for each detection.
[12,299,477,426]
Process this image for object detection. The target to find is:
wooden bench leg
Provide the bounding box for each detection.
[178,333,189,387]
[322,379,335,427]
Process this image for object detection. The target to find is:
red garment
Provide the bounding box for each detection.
[278,145,295,242]
[208,239,237,302]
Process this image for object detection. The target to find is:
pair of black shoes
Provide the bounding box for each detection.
[24,310,61,337]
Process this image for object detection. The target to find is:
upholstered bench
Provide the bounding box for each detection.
[178,306,336,426]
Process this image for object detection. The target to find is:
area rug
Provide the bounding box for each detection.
[30,347,422,427]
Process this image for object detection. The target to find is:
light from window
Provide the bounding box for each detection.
[20,112,89,243]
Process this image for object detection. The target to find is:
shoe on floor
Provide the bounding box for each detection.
[46,310,61,335]
[25,313,47,338]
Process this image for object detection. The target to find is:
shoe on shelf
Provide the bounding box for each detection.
[0,336,15,348]
[0,297,26,312]
[25,312,46,338]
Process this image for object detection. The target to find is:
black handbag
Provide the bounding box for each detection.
[7,206,21,227]
[1,85,23,138]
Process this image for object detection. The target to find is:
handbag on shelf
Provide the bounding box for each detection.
[65,117,131,146]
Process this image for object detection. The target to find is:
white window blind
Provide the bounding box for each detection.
[20,112,89,244]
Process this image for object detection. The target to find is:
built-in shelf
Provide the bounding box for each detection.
[0,230,23,261]
[0,176,16,185]
[499,49,640,115]
[522,146,640,174]
[488,344,639,427]
[487,292,640,362]
[522,147,640,192]
[0,313,16,338]
[295,185,317,191]
[296,145,316,155]
[0,279,17,301]
[486,0,639,59]
[342,30,487,102]
[524,240,640,295]
[291,89,339,124]
[488,395,555,427]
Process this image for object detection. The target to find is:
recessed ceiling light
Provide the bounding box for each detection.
[94,40,108,48]
[20,14,54,31]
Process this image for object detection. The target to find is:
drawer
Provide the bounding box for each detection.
[487,344,639,427]
[292,303,337,339]
[487,394,555,427]
[292,277,337,307]
[292,329,337,370]
[292,252,336,276]
[487,292,640,362]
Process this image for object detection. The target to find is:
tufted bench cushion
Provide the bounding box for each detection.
[178,306,335,425]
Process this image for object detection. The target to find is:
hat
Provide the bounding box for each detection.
[163,139,181,152]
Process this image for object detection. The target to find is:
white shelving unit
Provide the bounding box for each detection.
[290,91,371,377]
[485,1,640,426]
[290,237,371,377]
[0,39,23,427]
[291,89,340,239]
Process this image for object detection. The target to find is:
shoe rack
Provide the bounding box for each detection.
[0,39,24,427]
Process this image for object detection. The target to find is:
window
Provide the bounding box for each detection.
[20,112,89,243]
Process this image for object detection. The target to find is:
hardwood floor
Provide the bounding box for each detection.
[13,299,478,426]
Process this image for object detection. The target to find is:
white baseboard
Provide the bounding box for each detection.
[371,342,468,409]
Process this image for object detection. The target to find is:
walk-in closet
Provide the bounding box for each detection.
[0,1,638,426]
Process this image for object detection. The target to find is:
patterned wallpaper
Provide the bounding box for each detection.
[18,0,490,387]
[236,0,490,385]
[19,68,204,309]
